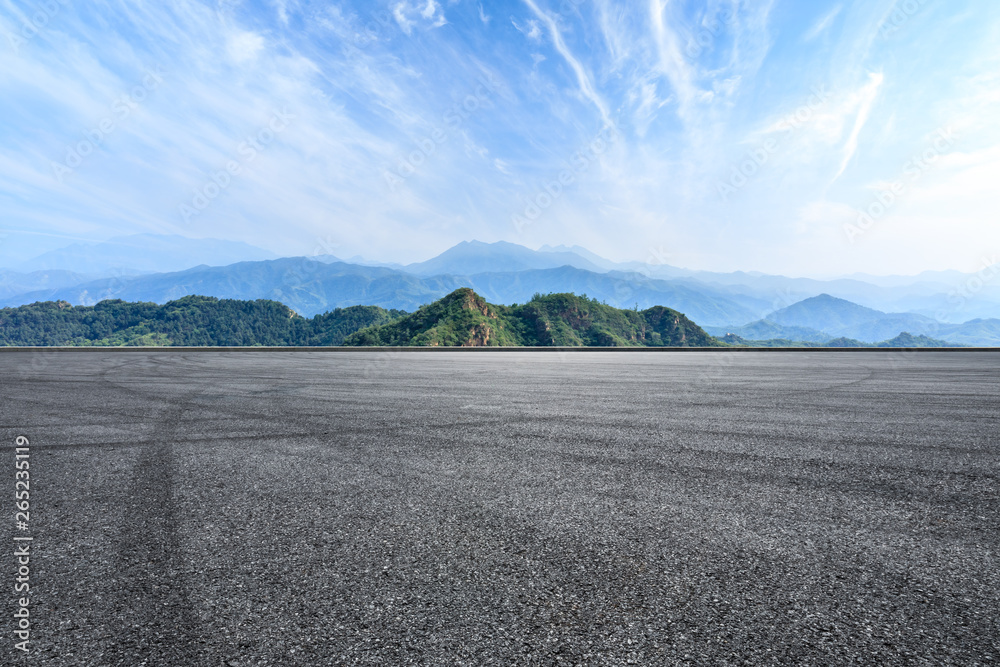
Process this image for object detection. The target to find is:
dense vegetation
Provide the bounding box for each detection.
[343,288,721,347]
[0,296,404,346]
[0,289,721,347]
[3,290,959,348]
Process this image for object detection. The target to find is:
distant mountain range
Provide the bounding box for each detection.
[0,257,765,328]
[15,234,277,275]
[704,294,1000,345]
[718,331,967,348]
[2,235,999,346]
[0,269,100,302]
[402,240,606,275]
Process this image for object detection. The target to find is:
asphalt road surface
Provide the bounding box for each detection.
[1,350,998,666]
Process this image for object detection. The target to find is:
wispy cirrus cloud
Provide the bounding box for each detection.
[648,0,700,120]
[523,0,612,127]
[833,71,884,182]
[803,4,843,41]
[0,0,997,277]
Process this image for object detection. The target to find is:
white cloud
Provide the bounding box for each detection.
[631,81,668,136]
[273,0,293,26]
[393,1,447,35]
[523,0,612,127]
[907,143,1000,205]
[511,18,542,41]
[833,72,884,182]
[648,0,699,121]
[595,0,631,69]
[226,31,265,64]
[393,3,415,35]
[803,5,842,42]
[3,0,998,276]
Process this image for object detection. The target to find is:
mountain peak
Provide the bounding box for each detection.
[439,287,493,315]
[344,290,719,347]
[771,294,883,322]
[808,293,852,304]
[404,241,604,276]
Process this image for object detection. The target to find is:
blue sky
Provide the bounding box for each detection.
[1,0,998,276]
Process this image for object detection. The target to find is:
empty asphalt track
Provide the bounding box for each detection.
[1,350,998,665]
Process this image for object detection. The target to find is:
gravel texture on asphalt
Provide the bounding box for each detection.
[1,350,998,666]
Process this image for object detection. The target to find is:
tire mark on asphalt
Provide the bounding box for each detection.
[97,354,214,666]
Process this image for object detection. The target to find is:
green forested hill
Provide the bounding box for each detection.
[0,289,721,347]
[0,296,404,346]
[342,288,523,346]
[343,288,721,347]
[4,290,963,348]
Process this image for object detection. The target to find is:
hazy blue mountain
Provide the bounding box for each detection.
[703,320,833,343]
[759,294,998,344]
[669,265,1000,323]
[0,258,463,315]
[843,313,943,343]
[405,240,604,275]
[13,237,999,326]
[930,319,1000,346]
[461,267,763,326]
[16,234,277,275]
[0,269,101,301]
[3,238,998,341]
[877,332,967,348]
[310,254,407,270]
[838,269,978,288]
[537,244,621,270]
[0,258,761,326]
[768,295,921,336]
[718,331,966,348]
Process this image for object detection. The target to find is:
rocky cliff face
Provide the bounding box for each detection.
[460,322,494,346]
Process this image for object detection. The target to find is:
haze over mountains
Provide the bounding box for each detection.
[14,234,279,275]
[3,235,999,345]
[703,295,1000,345]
